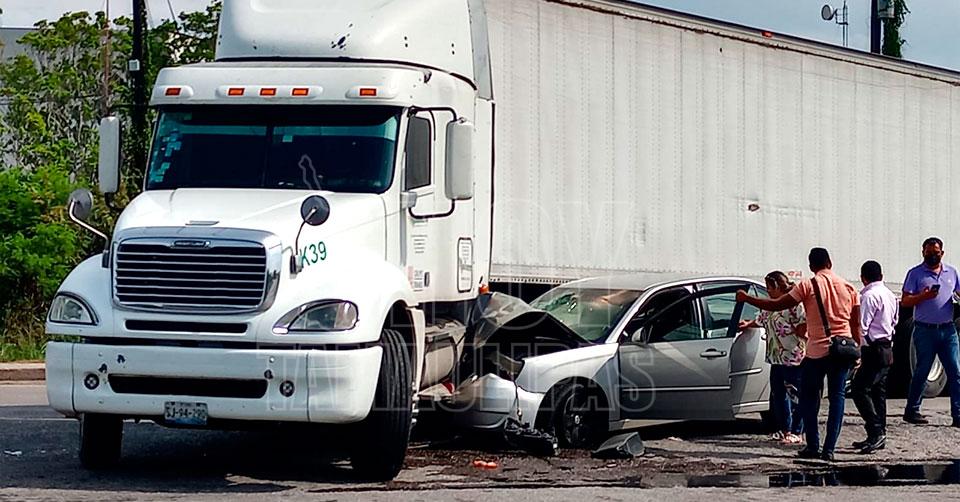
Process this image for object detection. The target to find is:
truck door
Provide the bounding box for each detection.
[401,112,439,300]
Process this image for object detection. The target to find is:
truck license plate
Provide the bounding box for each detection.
[164,402,208,426]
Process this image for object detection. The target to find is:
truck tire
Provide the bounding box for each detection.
[893,317,947,398]
[910,338,947,398]
[79,413,123,469]
[350,328,412,480]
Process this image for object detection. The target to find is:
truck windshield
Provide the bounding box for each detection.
[531,288,643,342]
[146,106,401,193]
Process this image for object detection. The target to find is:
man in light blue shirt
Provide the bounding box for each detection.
[902,237,960,427]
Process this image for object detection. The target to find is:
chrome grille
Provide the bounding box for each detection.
[115,240,268,312]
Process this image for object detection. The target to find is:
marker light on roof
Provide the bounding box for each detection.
[359,88,378,97]
[228,88,245,96]
[260,88,277,96]
[292,88,310,96]
[165,87,182,96]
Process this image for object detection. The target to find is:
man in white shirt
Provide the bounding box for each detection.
[851,261,899,454]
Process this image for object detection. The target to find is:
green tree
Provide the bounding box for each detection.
[0,3,222,361]
[882,0,909,58]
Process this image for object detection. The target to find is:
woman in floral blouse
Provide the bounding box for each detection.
[741,271,807,445]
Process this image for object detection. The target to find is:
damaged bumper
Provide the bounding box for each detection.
[447,374,545,431]
[45,342,381,425]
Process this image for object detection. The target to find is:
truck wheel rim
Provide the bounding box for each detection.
[928,357,945,383]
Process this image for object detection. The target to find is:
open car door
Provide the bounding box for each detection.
[616,284,754,421]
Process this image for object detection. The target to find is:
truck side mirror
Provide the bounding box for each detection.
[445,118,475,201]
[98,117,121,195]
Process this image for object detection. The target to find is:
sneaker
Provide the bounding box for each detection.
[851,439,870,449]
[797,448,821,459]
[903,413,929,425]
[769,431,786,441]
[782,433,804,445]
[858,436,886,454]
[820,451,836,462]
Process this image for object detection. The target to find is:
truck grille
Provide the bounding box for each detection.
[114,241,268,312]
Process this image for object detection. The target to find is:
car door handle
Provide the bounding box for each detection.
[700,349,727,359]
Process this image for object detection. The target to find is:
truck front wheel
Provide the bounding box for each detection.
[79,413,123,469]
[350,328,412,480]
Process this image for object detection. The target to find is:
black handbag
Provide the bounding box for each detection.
[812,276,861,365]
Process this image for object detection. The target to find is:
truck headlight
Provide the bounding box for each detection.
[273,301,359,334]
[48,293,98,326]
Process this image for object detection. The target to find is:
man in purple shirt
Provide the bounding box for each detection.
[851,261,898,454]
[902,237,960,427]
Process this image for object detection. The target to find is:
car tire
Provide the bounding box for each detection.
[543,381,606,449]
[350,328,412,481]
[79,413,123,469]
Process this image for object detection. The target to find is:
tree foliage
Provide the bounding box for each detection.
[882,0,909,58]
[0,2,222,361]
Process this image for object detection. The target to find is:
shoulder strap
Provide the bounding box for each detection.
[811,276,833,338]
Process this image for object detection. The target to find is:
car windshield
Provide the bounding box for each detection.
[531,287,643,342]
[146,106,401,193]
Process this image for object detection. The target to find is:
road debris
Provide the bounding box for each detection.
[3,450,23,457]
[592,432,645,460]
[472,459,499,470]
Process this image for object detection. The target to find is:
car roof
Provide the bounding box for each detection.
[560,273,764,292]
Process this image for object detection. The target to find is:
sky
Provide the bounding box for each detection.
[1,0,957,71]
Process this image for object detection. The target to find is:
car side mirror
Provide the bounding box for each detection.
[445,118,474,201]
[629,326,650,344]
[98,117,121,194]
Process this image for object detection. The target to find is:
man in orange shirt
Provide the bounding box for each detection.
[738,248,862,462]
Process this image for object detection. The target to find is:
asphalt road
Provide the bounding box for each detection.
[2,383,959,501]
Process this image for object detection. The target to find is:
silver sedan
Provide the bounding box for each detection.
[446,274,772,448]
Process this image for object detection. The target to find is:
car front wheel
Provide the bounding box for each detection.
[544,382,606,449]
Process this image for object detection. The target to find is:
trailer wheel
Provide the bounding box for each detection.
[78,413,123,469]
[350,328,412,480]
[910,337,947,398]
[542,381,606,449]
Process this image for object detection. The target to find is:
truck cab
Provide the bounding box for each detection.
[45,0,494,480]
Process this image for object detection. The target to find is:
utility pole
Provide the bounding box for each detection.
[100,0,111,117]
[131,0,148,174]
[870,0,882,54]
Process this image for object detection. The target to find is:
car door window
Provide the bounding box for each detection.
[701,291,740,339]
[649,299,701,342]
[628,288,702,343]
[697,282,763,338]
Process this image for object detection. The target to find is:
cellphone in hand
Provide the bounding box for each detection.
[932,284,942,293]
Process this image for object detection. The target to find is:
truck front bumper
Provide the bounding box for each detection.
[45,342,382,425]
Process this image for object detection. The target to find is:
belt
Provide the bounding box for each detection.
[864,338,892,348]
[915,320,956,329]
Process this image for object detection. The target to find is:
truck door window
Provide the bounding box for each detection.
[404,116,431,190]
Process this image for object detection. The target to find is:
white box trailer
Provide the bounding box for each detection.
[488,0,960,287]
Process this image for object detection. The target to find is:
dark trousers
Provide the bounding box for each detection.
[800,356,850,454]
[851,341,892,439]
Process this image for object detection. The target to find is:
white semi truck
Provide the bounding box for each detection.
[46,0,960,479]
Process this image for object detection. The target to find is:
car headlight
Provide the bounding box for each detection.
[273,301,359,334]
[48,293,98,325]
